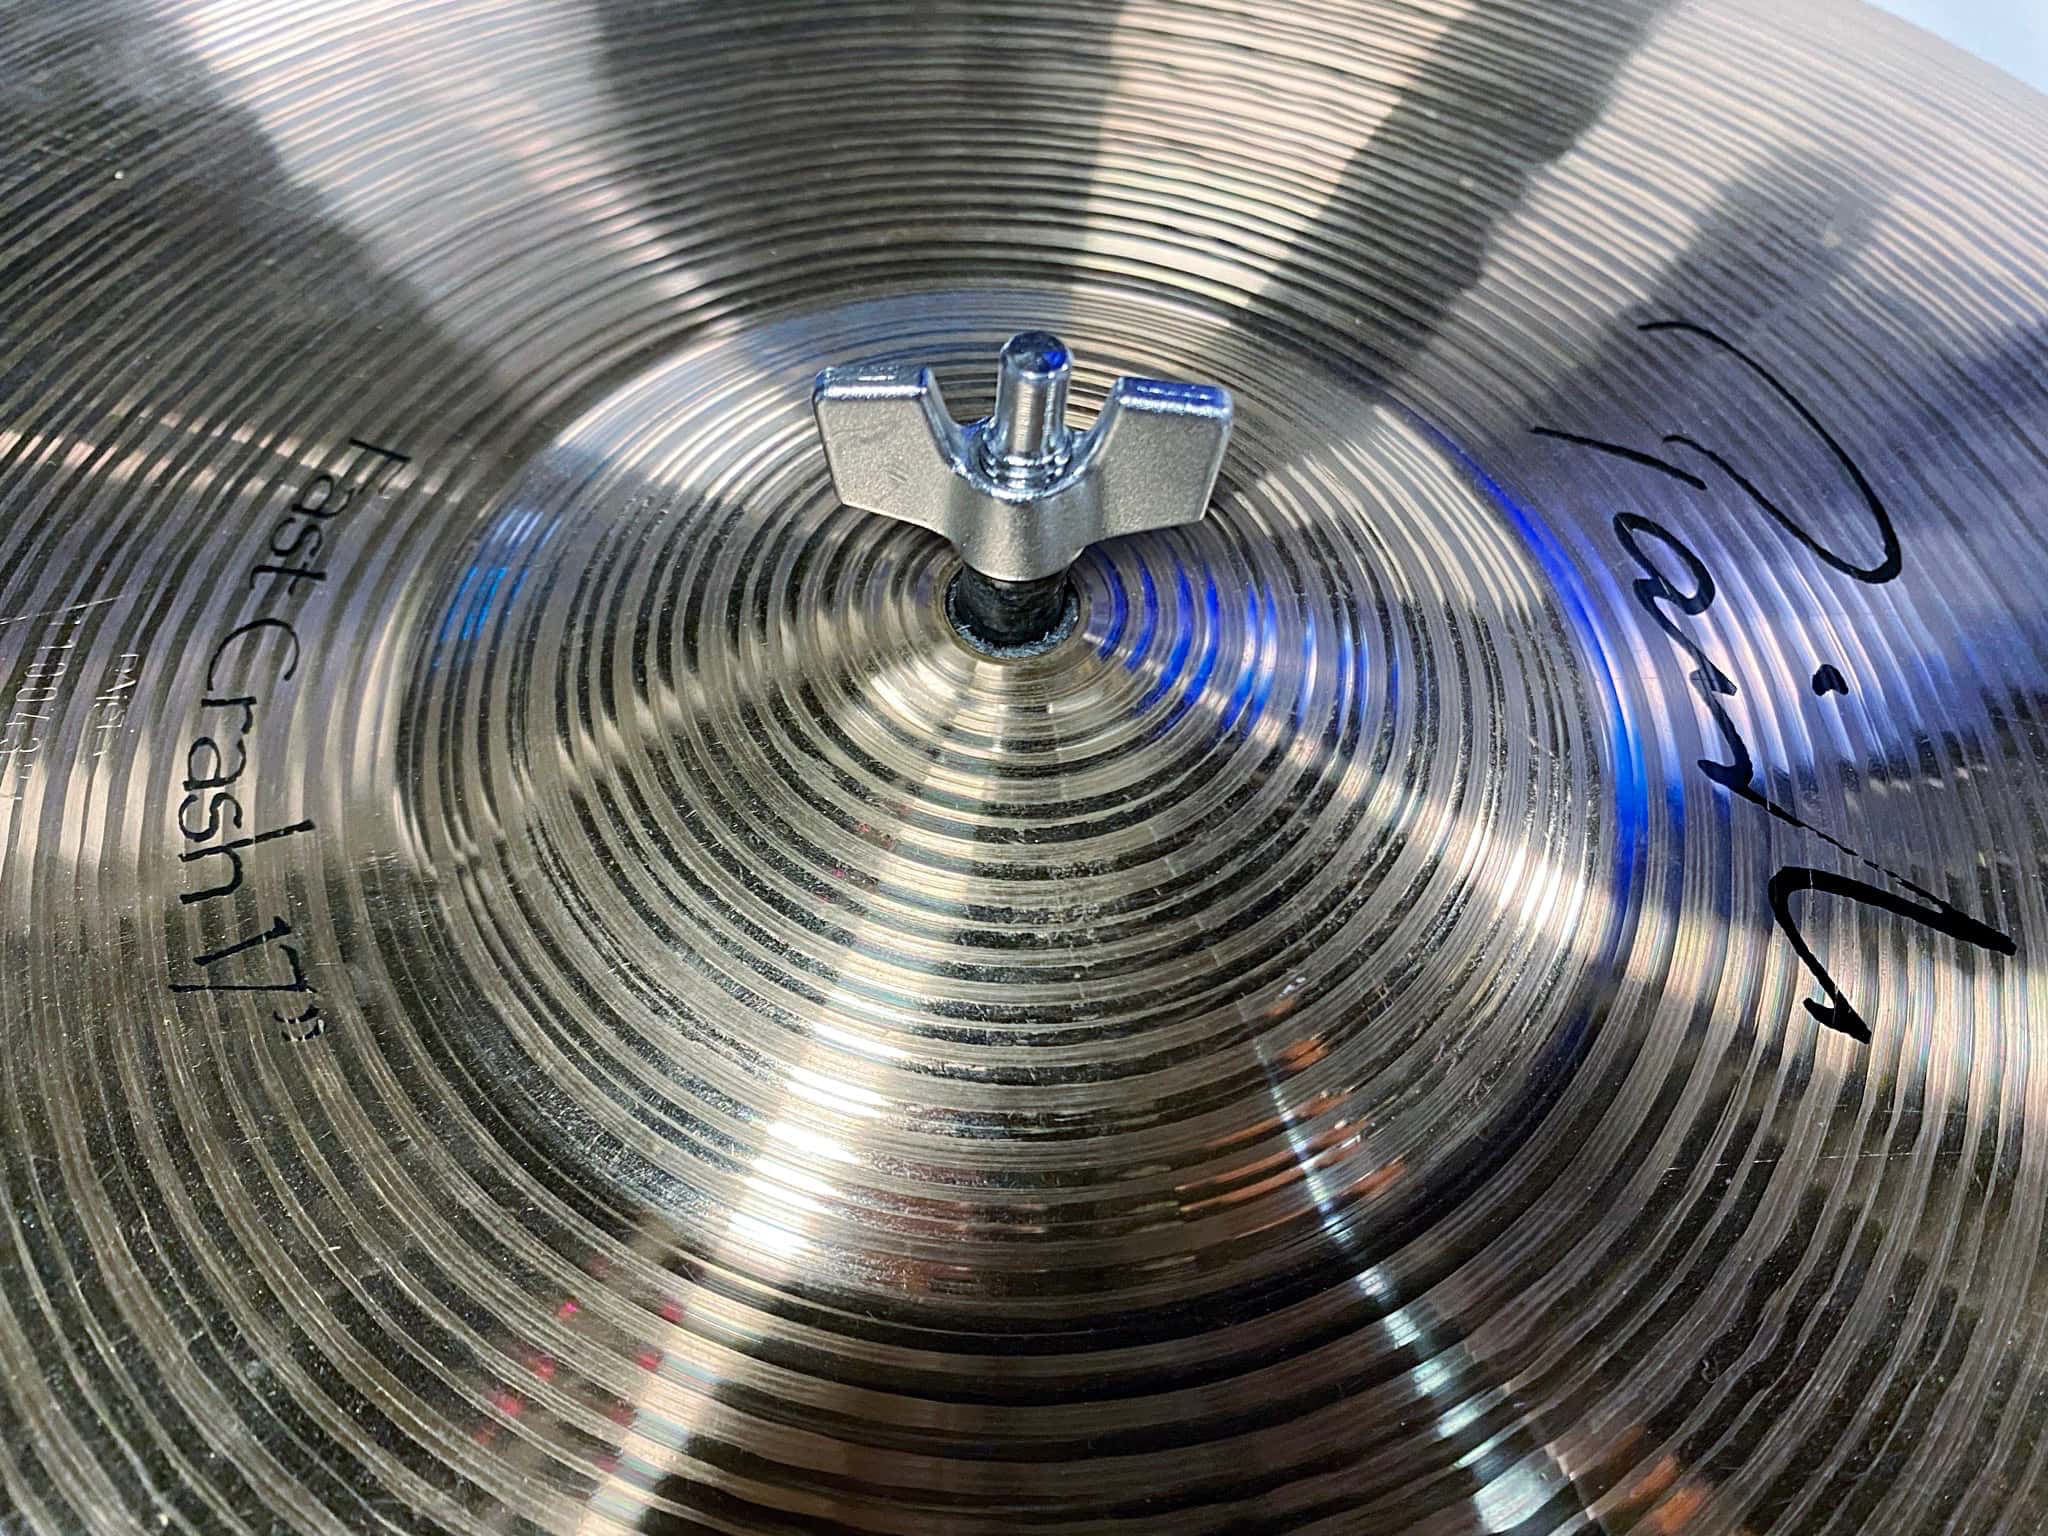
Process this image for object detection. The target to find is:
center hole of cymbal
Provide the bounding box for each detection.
[944,566,1079,656]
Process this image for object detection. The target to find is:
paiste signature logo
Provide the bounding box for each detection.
[1535,320,2015,1044]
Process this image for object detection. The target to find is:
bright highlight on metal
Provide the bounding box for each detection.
[813,330,1232,646]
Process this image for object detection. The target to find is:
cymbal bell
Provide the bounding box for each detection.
[0,2,2043,1532]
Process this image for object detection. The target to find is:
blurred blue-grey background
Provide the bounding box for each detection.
[1875,0,2048,90]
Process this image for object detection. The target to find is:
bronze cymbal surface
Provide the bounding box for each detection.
[1,1,2045,1532]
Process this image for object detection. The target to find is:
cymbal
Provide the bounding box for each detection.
[1,1,2043,1531]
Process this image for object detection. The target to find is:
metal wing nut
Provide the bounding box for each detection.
[811,334,1234,585]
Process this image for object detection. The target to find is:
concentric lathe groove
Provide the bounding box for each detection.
[0,2,2045,1533]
